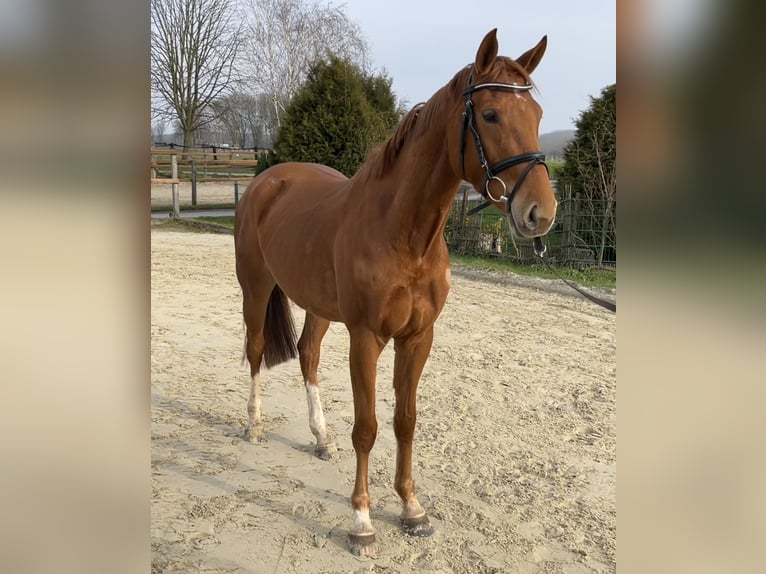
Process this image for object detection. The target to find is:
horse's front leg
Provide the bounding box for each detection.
[347,328,386,556]
[393,326,435,537]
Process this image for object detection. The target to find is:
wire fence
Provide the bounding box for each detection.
[446,184,616,270]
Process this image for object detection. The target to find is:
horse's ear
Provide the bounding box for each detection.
[516,35,547,75]
[475,28,499,76]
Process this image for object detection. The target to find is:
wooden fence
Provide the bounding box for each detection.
[151,147,262,181]
[151,147,265,214]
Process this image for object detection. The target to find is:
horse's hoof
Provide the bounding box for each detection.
[347,532,377,556]
[315,442,337,461]
[401,514,434,537]
[244,426,265,444]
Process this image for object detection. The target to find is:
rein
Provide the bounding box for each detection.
[533,238,617,313]
[459,75,548,216]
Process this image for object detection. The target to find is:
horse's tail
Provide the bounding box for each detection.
[262,285,298,369]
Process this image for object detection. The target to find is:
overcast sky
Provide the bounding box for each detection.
[340,0,615,134]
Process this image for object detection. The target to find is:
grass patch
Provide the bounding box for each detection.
[152,217,234,234]
[449,253,616,290]
[547,159,565,179]
[196,216,235,229]
[151,219,201,233]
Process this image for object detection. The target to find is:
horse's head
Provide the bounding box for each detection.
[452,29,557,239]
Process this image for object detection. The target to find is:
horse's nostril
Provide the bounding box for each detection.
[526,204,539,229]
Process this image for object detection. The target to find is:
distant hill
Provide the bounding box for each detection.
[539,129,575,159]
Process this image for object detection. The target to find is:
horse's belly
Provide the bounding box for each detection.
[284,282,343,323]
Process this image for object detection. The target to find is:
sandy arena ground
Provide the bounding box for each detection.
[151,227,616,573]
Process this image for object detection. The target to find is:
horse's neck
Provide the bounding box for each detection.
[373,126,461,258]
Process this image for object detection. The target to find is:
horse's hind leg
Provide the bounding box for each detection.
[298,312,336,460]
[241,281,274,443]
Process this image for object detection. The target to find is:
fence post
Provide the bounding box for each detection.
[234,181,239,205]
[171,154,180,219]
[456,184,468,252]
[191,159,197,206]
[562,183,574,264]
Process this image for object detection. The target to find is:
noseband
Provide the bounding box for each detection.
[459,74,548,215]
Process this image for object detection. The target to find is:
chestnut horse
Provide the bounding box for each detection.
[234,29,556,556]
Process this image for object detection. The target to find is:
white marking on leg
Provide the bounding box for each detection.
[305,381,330,446]
[240,324,248,367]
[247,374,262,437]
[352,508,375,536]
[248,374,262,424]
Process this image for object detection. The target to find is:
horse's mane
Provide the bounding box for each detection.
[355,57,533,182]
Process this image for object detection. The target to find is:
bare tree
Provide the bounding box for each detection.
[243,0,369,127]
[209,93,250,148]
[151,0,243,150]
[151,116,170,143]
[207,92,280,149]
[252,92,280,148]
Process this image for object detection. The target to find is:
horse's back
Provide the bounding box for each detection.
[236,162,346,238]
[247,162,347,200]
[238,162,348,220]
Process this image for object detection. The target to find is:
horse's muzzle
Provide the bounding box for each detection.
[510,201,555,238]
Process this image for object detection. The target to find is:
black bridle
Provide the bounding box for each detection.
[459,74,548,216]
[458,74,616,313]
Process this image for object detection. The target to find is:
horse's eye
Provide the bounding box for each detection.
[482,110,499,124]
